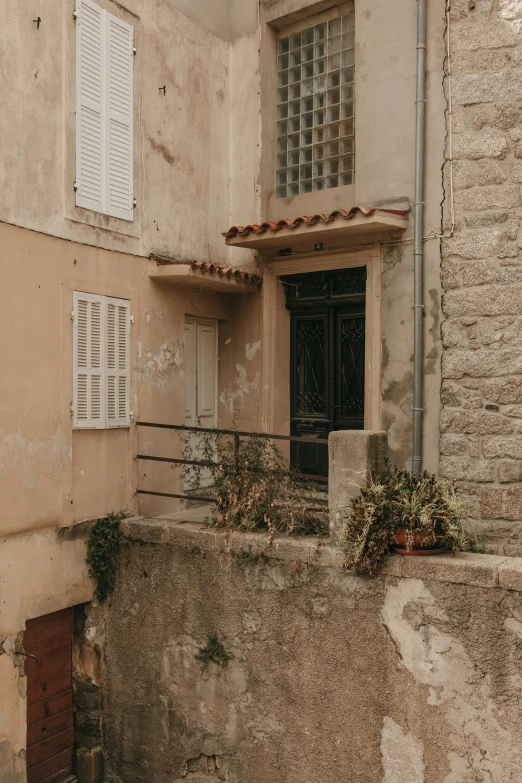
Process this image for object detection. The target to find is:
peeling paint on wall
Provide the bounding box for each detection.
[1,634,22,664]
[245,341,260,361]
[381,717,424,783]
[143,309,164,323]
[137,341,183,388]
[504,616,522,641]
[0,425,66,490]
[381,579,522,782]
[219,364,259,414]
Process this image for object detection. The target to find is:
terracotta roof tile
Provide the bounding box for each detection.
[223,205,409,240]
[150,255,261,286]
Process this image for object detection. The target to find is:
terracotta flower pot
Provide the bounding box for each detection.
[391,528,445,556]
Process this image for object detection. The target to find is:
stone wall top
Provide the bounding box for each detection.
[122,512,522,592]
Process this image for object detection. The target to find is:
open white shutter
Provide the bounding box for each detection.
[196,321,218,425]
[76,1,133,220]
[76,0,105,213]
[106,297,131,426]
[73,292,105,428]
[106,11,134,221]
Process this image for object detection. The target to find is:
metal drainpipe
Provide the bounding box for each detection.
[412,0,427,473]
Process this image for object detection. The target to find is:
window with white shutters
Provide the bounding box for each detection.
[73,292,131,429]
[75,0,134,221]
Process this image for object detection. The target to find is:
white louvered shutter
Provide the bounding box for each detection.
[73,292,105,428]
[76,1,133,221]
[106,297,131,427]
[196,321,217,426]
[76,0,104,214]
[106,12,134,221]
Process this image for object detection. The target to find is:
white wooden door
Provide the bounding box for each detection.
[184,318,218,488]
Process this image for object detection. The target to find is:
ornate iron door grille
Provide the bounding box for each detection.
[295,317,327,417]
[282,266,366,477]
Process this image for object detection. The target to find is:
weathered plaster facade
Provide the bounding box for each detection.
[3,0,522,779]
[87,516,522,783]
[440,0,522,553]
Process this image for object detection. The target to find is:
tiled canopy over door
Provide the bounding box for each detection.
[25,608,74,783]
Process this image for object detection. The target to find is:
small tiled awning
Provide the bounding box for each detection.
[148,256,261,293]
[223,202,409,254]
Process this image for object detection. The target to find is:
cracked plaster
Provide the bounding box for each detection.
[245,341,260,361]
[219,364,260,414]
[380,717,424,783]
[137,341,184,387]
[382,579,522,782]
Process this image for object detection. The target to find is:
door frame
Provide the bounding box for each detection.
[261,245,382,434]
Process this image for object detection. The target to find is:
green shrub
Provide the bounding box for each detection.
[195,634,230,670]
[341,464,475,576]
[86,512,128,602]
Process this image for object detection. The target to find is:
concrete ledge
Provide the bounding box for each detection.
[397,552,508,588]
[121,514,522,591]
[499,558,522,591]
[122,515,341,568]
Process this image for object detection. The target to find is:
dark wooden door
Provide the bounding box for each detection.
[25,608,74,783]
[283,267,366,478]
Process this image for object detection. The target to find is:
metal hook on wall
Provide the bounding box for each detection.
[16,650,42,665]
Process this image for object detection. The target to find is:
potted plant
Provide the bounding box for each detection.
[341,463,475,576]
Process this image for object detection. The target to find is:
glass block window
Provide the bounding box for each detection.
[276,12,355,199]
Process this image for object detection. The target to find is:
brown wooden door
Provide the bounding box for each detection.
[25,608,74,783]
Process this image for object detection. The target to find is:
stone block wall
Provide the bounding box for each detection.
[441,0,522,552]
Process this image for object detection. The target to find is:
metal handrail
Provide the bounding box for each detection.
[137,420,330,445]
[135,420,329,502]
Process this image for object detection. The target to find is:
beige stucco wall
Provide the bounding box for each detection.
[251,0,446,469]
[1,0,447,472]
[0,216,262,780]
[0,0,258,270]
[0,220,262,537]
[0,0,452,777]
[91,517,522,783]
